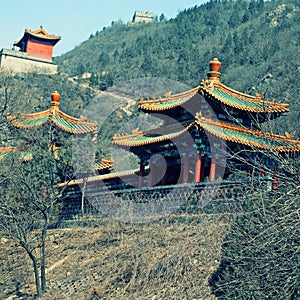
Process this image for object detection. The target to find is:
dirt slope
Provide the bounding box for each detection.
[1,214,229,299]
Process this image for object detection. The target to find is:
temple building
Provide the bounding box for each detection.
[7,91,113,174]
[112,58,299,189]
[0,26,61,74]
[62,58,300,201]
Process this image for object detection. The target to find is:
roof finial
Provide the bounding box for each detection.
[51,91,60,102]
[51,91,60,108]
[207,58,221,81]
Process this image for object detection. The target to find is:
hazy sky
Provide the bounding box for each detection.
[0,0,207,57]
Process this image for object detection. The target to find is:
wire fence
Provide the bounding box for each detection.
[58,178,269,223]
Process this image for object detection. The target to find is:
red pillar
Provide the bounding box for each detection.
[183,154,190,183]
[201,158,205,180]
[209,155,216,181]
[194,150,202,183]
[138,159,145,188]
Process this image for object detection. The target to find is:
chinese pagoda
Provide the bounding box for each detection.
[63,58,300,198]
[111,58,299,188]
[7,91,113,174]
[14,26,61,61]
[57,58,300,220]
[0,26,61,74]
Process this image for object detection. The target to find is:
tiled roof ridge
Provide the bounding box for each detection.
[113,123,194,147]
[0,146,33,161]
[7,110,50,128]
[0,144,112,169]
[53,110,98,134]
[210,81,259,101]
[113,122,193,140]
[57,168,140,188]
[139,87,199,111]
[201,80,289,113]
[101,157,113,164]
[138,80,289,114]
[7,92,98,134]
[140,86,199,104]
[113,128,144,141]
[25,26,61,40]
[94,157,114,171]
[195,115,300,152]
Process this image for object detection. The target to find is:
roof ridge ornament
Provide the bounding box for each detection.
[50,91,60,109]
[255,92,263,101]
[164,91,172,98]
[207,58,221,82]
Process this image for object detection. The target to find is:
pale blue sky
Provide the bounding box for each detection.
[0,0,207,57]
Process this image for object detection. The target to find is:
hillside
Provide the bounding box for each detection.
[1,215,228,299]
[54,0,300,142]
[56,1,299,100]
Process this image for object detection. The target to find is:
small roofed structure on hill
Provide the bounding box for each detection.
[131,11,154,24]
[7,91,113,174]
[0,26,61,74]
[14,26,61,61]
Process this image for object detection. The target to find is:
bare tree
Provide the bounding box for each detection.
[0,126,72,297]
[209,115,300,299]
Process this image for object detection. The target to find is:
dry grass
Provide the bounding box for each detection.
[0,214,230,299]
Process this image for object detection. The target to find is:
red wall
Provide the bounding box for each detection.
[26,40,53,59]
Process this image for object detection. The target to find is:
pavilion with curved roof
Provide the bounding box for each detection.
[7,91,113,174]
[113,58,299,188]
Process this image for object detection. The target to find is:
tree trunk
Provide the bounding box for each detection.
[40,215,49,293]
[81,178,87,217]
[26,248,42,297]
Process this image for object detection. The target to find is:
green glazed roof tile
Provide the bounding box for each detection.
[212,89,264,109]
[17,115,49,126]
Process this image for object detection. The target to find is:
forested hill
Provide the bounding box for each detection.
[55,0,300,134]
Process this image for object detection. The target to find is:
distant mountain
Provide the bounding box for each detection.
[55,0,300,135]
